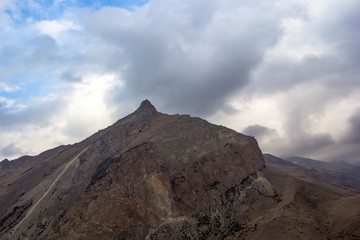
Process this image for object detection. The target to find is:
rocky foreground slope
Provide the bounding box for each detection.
[0,100,359,240]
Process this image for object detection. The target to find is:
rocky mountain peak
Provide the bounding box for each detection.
[135,99,157,114]
[1,100,359,240]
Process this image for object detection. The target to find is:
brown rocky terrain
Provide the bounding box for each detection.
[0,100,359,239]
[263,155,360,240]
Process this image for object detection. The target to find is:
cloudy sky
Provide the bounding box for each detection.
[1,0,360,165]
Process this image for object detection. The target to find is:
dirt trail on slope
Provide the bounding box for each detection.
[10,147,89,236]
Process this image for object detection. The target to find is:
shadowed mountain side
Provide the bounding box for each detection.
[264,154,360,191]
[284,156,360,191]
[253,166,360,240]
[262,154,360,239]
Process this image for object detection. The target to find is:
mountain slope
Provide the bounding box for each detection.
[0,100,359,240]
[284,156,360,191]
[0,100,264,239]
[263,154,360,239]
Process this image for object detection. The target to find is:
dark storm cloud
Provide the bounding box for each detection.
[319,1,360,63]
[252,0,360,96]
[287,132,335,157]
[0,143,24,158]
[60,70,83,83]
[243,124,277,138]
[319,110,360,165]
[243,123,335,157]
[0,97,65,129]
[244,0,360,161]
[276,94,337,157]
[75,0,285,116]
[253,55,346,94]
[1,0,360,163]
[343,109,360,144]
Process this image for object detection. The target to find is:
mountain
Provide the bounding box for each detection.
[261,155,360,240]
[264,154,360,192]
[284,156,360,191]
[0,100,359,240]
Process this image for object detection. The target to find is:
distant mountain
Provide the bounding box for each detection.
[283,156,360,191]
[0,100,359,240]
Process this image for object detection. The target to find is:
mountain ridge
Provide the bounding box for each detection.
[263,154,360,192]
[0,100,359,239]
[0,100,265,239]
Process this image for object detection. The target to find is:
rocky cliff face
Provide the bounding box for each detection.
[0,100,266,240]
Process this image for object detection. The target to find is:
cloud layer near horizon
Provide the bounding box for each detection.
[1,0,360,165]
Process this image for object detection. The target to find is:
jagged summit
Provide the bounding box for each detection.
[134,99,157,115]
